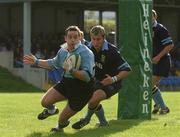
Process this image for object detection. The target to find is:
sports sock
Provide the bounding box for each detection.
[84,106,96,122]
[47,105,57,114]
[152,87,166,109]
[152,86,159,105]
[95,104,108,124]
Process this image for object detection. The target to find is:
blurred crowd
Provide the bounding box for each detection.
[0,33,180,77]
[0,33,64,67]
[170,41,180,76]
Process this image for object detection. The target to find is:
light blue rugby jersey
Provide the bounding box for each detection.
[47,42,95,80]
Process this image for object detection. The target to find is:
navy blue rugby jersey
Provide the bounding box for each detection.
[88,40,131,81]
[153,23,173,58]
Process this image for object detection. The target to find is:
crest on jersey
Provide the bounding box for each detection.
[101,55,106,63]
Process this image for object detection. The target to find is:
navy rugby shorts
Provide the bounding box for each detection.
[53,78,94,111]
[153,56,171,77]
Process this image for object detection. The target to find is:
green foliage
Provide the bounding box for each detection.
[84,19,99,33]
[103,19,116,33]
[84,19,116,35]
[0,92,180,137]
[0,66,42,92]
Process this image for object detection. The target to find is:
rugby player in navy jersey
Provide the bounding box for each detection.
[23,26,95,132]
[72,25,131,129]
[152,10,174,114]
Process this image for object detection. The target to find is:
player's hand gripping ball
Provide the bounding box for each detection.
[63,54,81,72]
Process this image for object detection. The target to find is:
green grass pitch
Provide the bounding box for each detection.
[0,92,180,137]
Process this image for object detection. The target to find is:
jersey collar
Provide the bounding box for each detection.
[61,41,81,52]
[88,40,109,51]
[102,40,109,51]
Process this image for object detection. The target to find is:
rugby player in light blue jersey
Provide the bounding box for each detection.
[23,26,95,132]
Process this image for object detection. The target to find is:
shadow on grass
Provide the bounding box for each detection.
[26,119,144,137]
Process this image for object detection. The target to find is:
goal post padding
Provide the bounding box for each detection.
[117,0,153,119]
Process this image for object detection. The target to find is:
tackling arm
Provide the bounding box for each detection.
[100,70,131,86]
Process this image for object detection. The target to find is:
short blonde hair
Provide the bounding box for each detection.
[90,25,106,37]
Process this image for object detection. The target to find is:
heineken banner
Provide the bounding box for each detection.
[117,0,152,119]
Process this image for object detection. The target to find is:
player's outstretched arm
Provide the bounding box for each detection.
[23,54,50,69]
[23,54,36,65]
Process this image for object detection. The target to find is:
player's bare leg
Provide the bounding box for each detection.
[38,87,66,120]
[51,104,77,132]
[72,89,108,129]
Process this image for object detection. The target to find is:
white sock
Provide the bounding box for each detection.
[48,106,57,114]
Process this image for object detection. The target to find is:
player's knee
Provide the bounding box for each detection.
[41,98,50,108]
[88,98,100,108]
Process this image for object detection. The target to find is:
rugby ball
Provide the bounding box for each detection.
[67,54,81,70]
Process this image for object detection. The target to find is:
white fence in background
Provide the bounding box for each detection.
[0,51,47,89]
